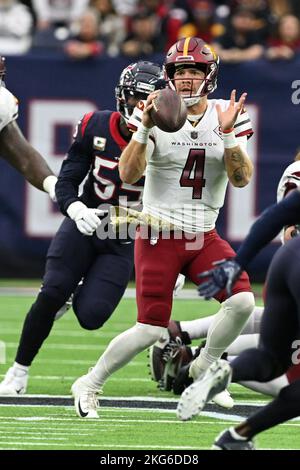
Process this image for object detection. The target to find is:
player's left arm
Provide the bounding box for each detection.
[0,120,57,197]
[217,90,253,188]
[199,188,300,299]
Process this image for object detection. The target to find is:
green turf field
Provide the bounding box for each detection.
[0,291,299,450]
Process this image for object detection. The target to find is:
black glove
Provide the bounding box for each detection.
[197,258,242,300]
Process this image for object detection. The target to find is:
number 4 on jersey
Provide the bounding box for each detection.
[180,149,206,199]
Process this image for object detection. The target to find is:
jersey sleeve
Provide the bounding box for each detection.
[0,87,19,132]
[56,111,96,215]
[236,189,300,269]
[234,107,253,139]
[276,161,300,202]
[275,161,300,243]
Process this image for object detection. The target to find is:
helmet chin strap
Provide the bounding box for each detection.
[184,96,201,107]
[184,94,207,108]
[179,78,207,107]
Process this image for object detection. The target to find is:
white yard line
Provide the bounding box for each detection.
[0,393,267,405]
[0,427,91,441]
[0,328,116,339]
[0,358,145,366]
[0,439,292,450]
[0,440,209,449]
[5,342,105,351]
[0,287,199,299]
[0,374,149,381]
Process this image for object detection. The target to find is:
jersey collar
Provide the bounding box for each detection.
[109,112,128,149]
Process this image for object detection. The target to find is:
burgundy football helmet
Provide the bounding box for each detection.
[0,56,6,87]
[164,37,219,106]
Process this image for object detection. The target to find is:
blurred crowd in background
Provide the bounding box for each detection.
[0,0,299,61]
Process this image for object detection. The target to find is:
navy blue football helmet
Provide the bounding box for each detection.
[115,61,165,122]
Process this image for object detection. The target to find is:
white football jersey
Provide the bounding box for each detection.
[0,86,18,133]
[131,99,253,233]
[277,161,300,202]
[276,160,300,243]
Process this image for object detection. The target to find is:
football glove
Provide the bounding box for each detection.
[67,201,105,236]
[198,258,242,300]
[43,175,58,202]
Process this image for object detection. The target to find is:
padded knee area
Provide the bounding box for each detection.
[279,379,300,403]
[142,302,172,327]
[108,322,168,355]
[42,269,75,306]
[135,322,168,346]
[73,297,114,330]
[232,347,287,383]
[223,292,255,321]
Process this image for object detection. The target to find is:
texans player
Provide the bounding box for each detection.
[0,61,165,397]
[70,37,255,418]
[0,56,57,199]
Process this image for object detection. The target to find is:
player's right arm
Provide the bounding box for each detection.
[119,93,157,184]
[119,139,148,184]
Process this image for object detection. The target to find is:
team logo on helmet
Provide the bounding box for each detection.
[115,61,165,122]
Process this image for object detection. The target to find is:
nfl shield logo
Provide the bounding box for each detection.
[191,131,198,139]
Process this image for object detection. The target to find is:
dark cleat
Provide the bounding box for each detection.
[212,428,255,450]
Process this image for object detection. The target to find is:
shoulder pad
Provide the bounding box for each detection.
[0,87,18,132]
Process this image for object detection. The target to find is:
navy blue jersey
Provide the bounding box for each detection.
[56,110,144,215]
[236,189,300,268]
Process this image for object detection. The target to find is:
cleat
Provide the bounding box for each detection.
[0,367,28,395]
[176,359,232,421]
[172,342,231,396]
[212,389,234,409]
[148,320,191,385]
[172,340,207,395]
[212,428,255,450]
[71,375,101,418]
[172,363,193,395]
[54,295,73,321]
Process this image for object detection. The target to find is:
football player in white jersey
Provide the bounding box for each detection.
[0,56,57,199]
[70,37,256,417]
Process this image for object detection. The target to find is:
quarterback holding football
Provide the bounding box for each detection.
[69,37,256,418]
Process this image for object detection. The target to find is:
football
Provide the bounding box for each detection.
[150,88,187,133]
